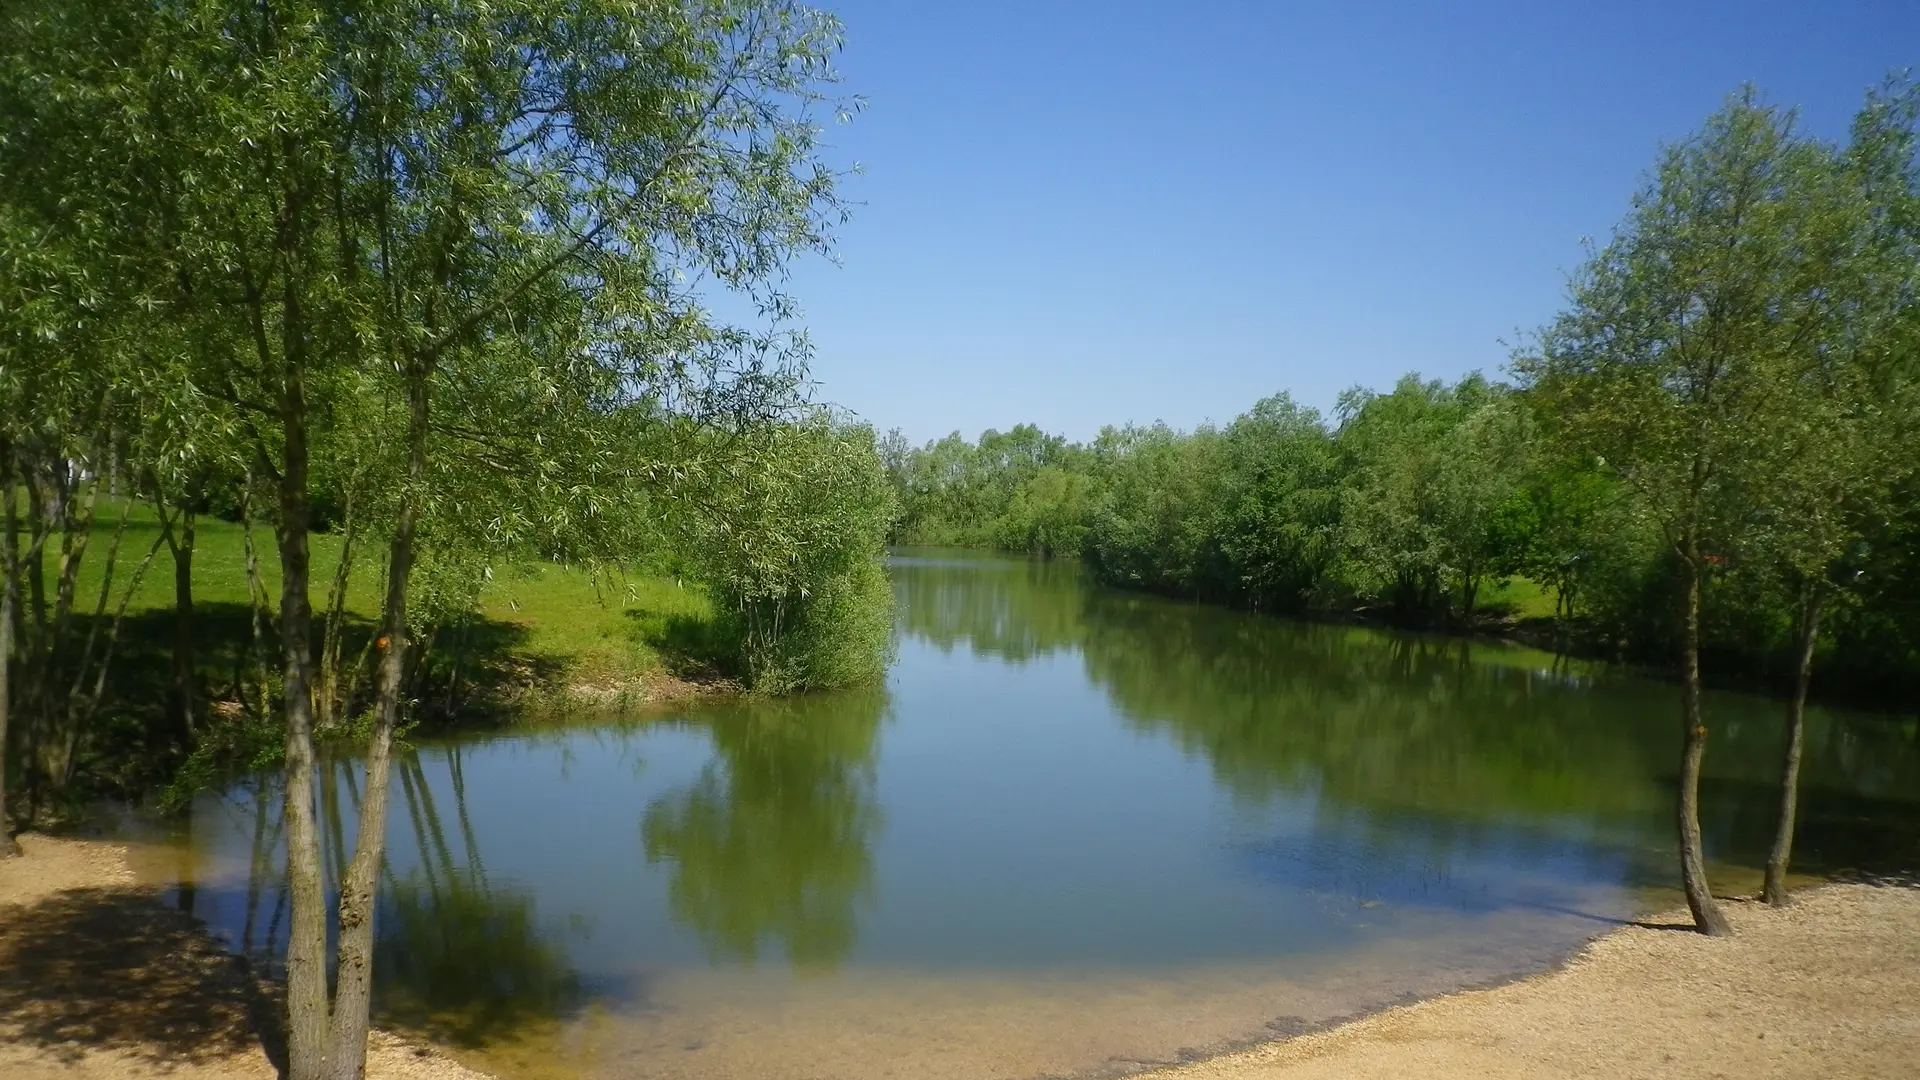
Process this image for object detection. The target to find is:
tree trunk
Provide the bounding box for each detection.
[1678,555,1731,936]
[23,472,45,638]
[170,508,197,749]
[1,457,19,858]
[325,360,428,1080]
[277,355,333,1080]
[1763,584,1823,906]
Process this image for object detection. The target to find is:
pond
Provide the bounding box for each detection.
[146,551,1920,1080]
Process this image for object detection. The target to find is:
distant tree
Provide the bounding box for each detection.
[1333,374,1526,624]
[1083,423,1229,597]
[685,414,898,692]
[1213,394,1342,612]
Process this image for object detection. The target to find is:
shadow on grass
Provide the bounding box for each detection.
[60,589,744,807]
[0,885,286,1072]
[88,602,568,736]
[629,609,742,683]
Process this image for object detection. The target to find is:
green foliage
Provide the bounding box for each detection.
[1083,422,1232,597]
[687,414,898,692]
[1212,394,1344,612]
[1332,374,1533,619]
[0,0,902,822]
[887,424,1088,553]
[882,85,1920,705]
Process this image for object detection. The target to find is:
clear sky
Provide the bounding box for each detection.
[773,0,1920,445]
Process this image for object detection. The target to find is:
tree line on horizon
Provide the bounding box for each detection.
[885,85,1920,936]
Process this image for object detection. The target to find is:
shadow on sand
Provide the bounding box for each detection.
[0,884,287,1072]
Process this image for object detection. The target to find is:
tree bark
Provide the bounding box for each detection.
[1678,555,1732,936]
[1,454,20,858]
[23,470,45,638]
[1763,584,1823,906]
[277,340,333,1080]
[325,359,427,1080]
[169,507,197,749]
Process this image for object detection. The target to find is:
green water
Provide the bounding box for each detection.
[154,551,1920,1079]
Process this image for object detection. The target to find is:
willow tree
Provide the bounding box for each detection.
[1520,91,1842,936]
[311,6,850,1074]
[4,0,852,1076]
[682,412,898,693]
[0,7,217,822]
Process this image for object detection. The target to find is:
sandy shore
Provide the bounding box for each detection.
[5,834,1918,1080]
[0,834,489,1080]
[1142,881,1920,1080]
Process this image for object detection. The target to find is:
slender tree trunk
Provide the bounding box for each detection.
[16,468,45,824]
[1763,584,1823,906]
[318,502,358,729]
[1678,554,1732,936]
[24,472,45,637]
[170,508,198,749]
[241,491,274,721]
[325,360,428,1080]
[1,459,19,858]
[277,358,333,1080]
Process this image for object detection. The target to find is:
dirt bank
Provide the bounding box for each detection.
[0,834,493,1080]
[1143,882,1920,1080]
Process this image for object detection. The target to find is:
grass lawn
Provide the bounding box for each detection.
[1482,576,1560,620]
[48,498,722,703]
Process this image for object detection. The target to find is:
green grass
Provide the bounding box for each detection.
[1482,576,1561,620]
[46,497,721,700]
[473,561,719,687]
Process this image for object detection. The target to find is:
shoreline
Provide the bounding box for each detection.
[1138,880,1920,1080]
[0,834,491,1080]
[898,546,1915,717]
[5,835,1917,1080]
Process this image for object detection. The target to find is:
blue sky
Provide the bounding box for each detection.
[771,0,1920,444]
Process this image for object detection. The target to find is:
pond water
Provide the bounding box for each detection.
[147,551,1920,1080]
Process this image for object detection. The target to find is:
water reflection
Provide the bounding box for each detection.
[1078,591,1673,823]
[376,755,584,1047]
[145,551,1919,1079]
[180,750,588,1049]
[892,550,1086,662]
[986,558,1919,883]
[891,551,1919,895]
[641,687,890,970]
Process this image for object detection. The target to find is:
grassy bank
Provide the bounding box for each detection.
[57,501,725,694]
[14,500,733,809]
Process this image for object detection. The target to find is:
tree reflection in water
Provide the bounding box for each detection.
[642,685,890,970]
[371,751,582,1048]
[889,551,1920,891]
[216,747,585,1050]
